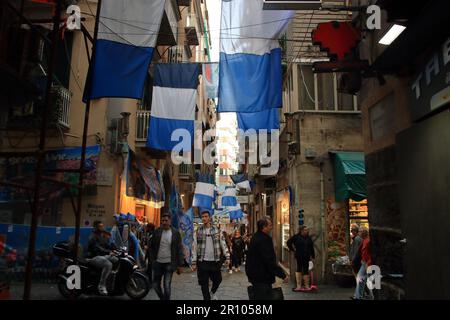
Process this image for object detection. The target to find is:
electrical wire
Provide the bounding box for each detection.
[82,1,339,66]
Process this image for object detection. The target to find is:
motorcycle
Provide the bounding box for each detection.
[53,241,150,300]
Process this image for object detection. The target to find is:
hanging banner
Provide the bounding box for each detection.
[202,63,219,100]
[169,186,183,229]
[0,223,93,279]
[125,148,164,208]
[0,145,101,202]
[179,208,194,265]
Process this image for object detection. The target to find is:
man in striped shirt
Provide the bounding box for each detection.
[192,210,230,300]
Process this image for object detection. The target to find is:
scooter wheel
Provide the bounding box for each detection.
[57,276,82,299]
[125,273,150,300]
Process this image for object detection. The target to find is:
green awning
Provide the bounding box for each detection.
[331,151,367,202]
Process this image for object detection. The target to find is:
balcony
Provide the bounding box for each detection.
[157,0,180,46]
[136,110,151,143]
[179,163,195,180]
[50,85,71,129]
[185,14,200,46]
[0,84,72,130]
[168,45,192,63]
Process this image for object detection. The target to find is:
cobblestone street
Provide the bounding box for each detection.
[9,266,354,300]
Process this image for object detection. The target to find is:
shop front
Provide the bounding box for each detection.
[276,189,291,268]
[328,151,368,284]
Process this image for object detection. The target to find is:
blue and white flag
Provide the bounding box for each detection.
[193,182,215,209]
[202,63,219,100]
[218,0,293,115]
[230,173,252,192]
[221,187,237,207]
[228,205,243,221]
[85,0,165,101]
[146,63,199,151]
[236,108,280,130]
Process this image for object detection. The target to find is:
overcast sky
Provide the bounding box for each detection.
[206,0,221,62]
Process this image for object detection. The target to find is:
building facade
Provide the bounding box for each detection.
[0,0,214,229]
[354,0,450,299]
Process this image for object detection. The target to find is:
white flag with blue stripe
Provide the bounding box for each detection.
[85,0,165,101]
[228,205,243,220]
[221,187,237,207]
[218,0,293,118]
[193,182,215,209]
[147,63,199,151]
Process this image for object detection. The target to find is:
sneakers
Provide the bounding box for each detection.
[237,267,240,272]
[228,270,233,274]
[98,285,108,296]
[211,291,219,300]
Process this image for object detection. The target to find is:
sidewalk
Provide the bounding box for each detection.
[8,267,354,300]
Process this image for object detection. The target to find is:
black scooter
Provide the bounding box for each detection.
[53,241,150,300]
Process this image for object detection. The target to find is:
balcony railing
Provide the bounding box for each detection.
[51,85,71,129]
[136,110,151,142]
[179,163,195,179]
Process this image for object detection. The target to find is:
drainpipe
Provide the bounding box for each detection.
[320,163,326,281]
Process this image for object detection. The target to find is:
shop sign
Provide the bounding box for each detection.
[97,168,113,186]
[410,37,450,121]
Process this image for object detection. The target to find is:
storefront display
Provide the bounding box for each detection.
[349,198,369,230]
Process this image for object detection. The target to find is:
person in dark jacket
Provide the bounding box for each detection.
[287,225,315,291]
[245,217,288,300]
[86,221,118,295]
[231,230,245,272]
[147,214,184,300]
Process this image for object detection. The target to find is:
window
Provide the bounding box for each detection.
[297,64,358,112]
[298,65,315,110]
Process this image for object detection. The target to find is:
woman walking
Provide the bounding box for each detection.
[231,230,245,273]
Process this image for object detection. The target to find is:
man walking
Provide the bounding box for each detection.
[245,217,289,300]
[354,228,373,300]
[148,214,184,300]
[349,224,362,277]
[192,210,230,300]
[287,225,315,291]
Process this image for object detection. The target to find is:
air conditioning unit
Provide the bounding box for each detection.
[305,148,317,159]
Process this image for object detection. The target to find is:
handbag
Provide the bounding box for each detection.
[247,285,284,300]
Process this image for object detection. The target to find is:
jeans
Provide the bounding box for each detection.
[89,255,118,288]
[231,254,242,269]
[197,261,222,300]
[355,262,373,299]
[152,262,174,300]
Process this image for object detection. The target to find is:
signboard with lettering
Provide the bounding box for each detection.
[410,37,450,121]
[97,168,114,186]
